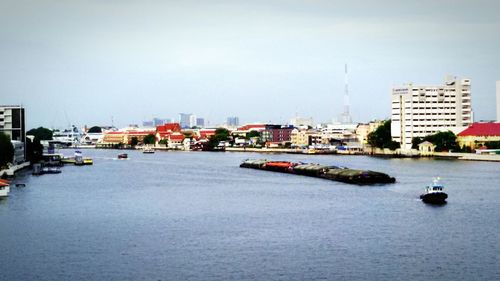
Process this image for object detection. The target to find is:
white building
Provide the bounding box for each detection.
[290,117,314,128]
[189,114,197,128]
[0,105,25,142]
[391,76,473,150]
[0,105,26,163]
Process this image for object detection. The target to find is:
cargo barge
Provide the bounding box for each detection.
[240,159,395,185]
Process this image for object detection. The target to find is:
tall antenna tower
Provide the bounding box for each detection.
[340,63,353,124]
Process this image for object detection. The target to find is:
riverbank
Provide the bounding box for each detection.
[0,162,30,178]
[61,146,500,162]
[434,152,500,162]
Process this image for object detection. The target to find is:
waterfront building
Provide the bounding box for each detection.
[0,105,25,143]
[227,117,239,127]
[456,122,500,150]
[232,124,267,137]
[290,129,319,148]
[0,105,26,162]
[356,120,384,144]
[156,123,182,145]
[102,131,127,145]
[391,76,473,150]
[497,81,500,122]
[261,125,293,145]
[102,128,155,145]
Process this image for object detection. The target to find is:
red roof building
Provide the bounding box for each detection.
[457,122,500,137]
[157,123,181,133]
[457,122,500,150]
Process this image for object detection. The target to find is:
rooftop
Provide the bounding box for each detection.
[457,122,500,137]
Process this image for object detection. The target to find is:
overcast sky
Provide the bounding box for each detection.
[1,0,499,129]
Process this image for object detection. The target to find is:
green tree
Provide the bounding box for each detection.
[130,137,139,147]
[25,137,43,164]
[87,126,102,133]
[411,137,424,149]
[411,131,459,152]
[143,134,156,145]
[367,120,400,150]
[0,132,14,167]
[27,127,53,140]
[246,130,260,139]
[208,128,231,149]
[427,131,459,152]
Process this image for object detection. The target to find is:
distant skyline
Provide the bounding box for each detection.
[1,0,499,129]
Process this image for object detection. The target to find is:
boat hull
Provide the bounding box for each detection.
[420,192,448,204]
[0,185,10,197]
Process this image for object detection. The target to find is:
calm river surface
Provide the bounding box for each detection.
[1,150,499,281]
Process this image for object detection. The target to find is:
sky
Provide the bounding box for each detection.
[1,0,499,129]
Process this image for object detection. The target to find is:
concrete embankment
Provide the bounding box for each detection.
[0,162,30,178]
[434,152,500,162]
[226,147,302,153]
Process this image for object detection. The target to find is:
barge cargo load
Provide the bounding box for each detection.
[240,159,395,185]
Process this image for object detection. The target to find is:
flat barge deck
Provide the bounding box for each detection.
[240,159,395,185]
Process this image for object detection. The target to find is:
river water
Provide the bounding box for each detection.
[0,150,499,281]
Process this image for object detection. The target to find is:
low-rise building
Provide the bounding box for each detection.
[290,129,319,148]
[456,122,500,150]
[262,125,293,144]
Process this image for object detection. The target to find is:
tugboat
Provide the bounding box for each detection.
[420,178,448,204]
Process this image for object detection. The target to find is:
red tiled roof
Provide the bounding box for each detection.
[169,133,185,141]
[458,122,500,137]
[157,123,181,132]
[127,131,154,135]
[237,124,266,131]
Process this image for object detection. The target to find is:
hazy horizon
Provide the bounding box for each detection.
[1,0,499,129]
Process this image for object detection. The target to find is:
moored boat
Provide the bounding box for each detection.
[0,179,10,198]
[420,178,448,204]
[42,167,62,174]
[143,147,155,154]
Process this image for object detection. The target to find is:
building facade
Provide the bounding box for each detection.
[391,76,472,150]
[0,105,26,163]
[456,122,500,150]
[0,105,25,142]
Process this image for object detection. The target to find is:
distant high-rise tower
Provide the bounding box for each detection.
[227,116,239,127]
[340,64,353,124]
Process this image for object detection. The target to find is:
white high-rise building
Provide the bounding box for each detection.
[496,81,500,122]
[391,76,473,150]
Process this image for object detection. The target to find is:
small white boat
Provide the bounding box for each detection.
[420,178,448,204]
[143,147,155,154]
[0,179,10,198]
